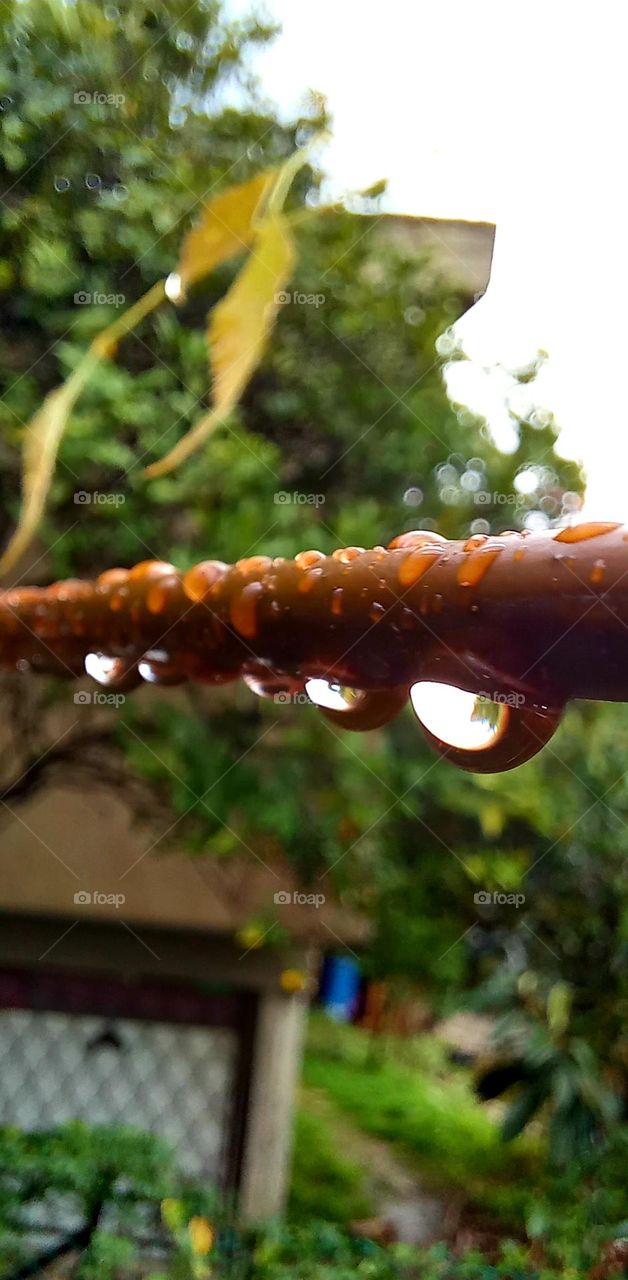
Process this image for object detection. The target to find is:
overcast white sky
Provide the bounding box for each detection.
[226,0,628,517]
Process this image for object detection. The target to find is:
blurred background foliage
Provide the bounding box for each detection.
[0,0,627,1253]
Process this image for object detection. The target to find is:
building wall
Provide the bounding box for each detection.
[0,917,311,1217]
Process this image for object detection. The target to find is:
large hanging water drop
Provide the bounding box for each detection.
[305,680,365,712]
[410,682,507,751]
[306,680,409,731]
[137,649,187,685]
[85,652,140,690]
[243,668,306,702]
[410,681,564,772]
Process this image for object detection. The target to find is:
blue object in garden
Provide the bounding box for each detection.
[319,955,361,1022]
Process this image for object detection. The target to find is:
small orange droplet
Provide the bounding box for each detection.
[332,546,364,563]
[235,555,273,575]
[110,589,127,612]
[389,530,447,550]
[590,558,606,585]
[298,567,323,594]
[463,534,488,552]
[98,568,128,587]
[398,547,441,586]
[554,521,621,543]
[295,550,325,569]
[513,549,526,561]
[457,544,503,587]
[369,602,386,622]
[331,588,343,615]
[183,561,228,603]
[230,581,263,638]
[147,576,178,614]
[129,559,176,580]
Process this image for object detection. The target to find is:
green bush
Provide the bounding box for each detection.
[251,1223,557,1280]
[299,1017,628,1272]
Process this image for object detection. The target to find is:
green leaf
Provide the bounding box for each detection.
[501,1085,545,1141]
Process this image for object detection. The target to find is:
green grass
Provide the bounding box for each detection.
[294,1015,628,1270]
[288,1107,373,1224]
[301,1013,539,1226]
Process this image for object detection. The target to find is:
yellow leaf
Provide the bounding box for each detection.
[178,170,275,289]
[0,279,166,576]
[189,1216,214,1256]
[0,357,95,576]
[210,216,295,406]
[145,216,295,477]
[280,968,308,993]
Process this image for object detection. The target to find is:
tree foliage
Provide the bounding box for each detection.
[1,0,625,1167]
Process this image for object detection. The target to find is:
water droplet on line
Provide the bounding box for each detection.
[555,521,621,543]
[410,682,507,751]
[305,680,366,713]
